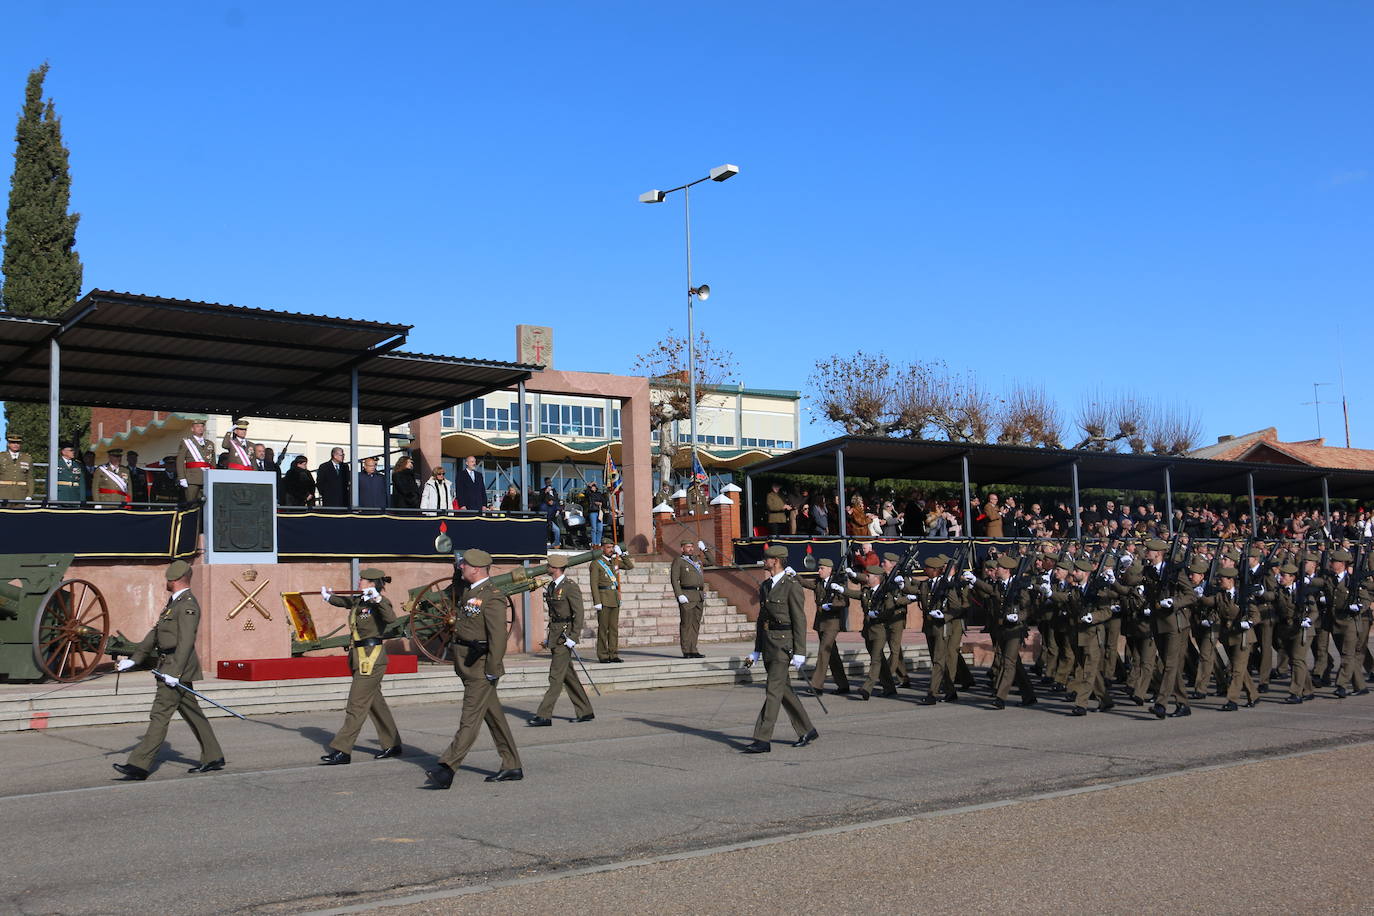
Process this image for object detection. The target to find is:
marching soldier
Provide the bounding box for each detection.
[529,554,595,726]
[1200,565,1259,710]
[879,552,917,687]
[319,569,402,764]
[1243,547,1279,693]
[112,560,225,779]
[426,548,523,788]
[590,538,635,663]
[1305,552,1337,686]
[0,431,34,501]
[848,559,913,700]
[1049,558,1117,716]
[222,418,255,471]
[1272,562,1314,703]
[1189,559,1222,700]
[1315,548,1369,697]
[177,419,216,503]
[973,554,1038,709]
[1148,555,1208,719]
[809,558,851,695]
[53,443,87,502]
[917,555,973,704]
[670,539,707,658]
[742,545,817,753]
[92,447,132,505]
[1120,541,1158,705]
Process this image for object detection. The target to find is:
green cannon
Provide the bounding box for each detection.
[0,553,134,682]
[290,549,602,662]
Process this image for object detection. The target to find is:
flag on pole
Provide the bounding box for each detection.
[606,452,622,493]
[691,449,708,485]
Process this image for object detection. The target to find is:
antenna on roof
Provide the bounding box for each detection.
[1337,332,1352,448]
[1301,382,1335,440]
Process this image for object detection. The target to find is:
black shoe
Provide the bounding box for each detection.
[112,763,149,781]
[575,713,596,722]
[916,696,937,706]
[879,687,898,697]
[527,716,553,727]
[188,758,225,773]
[1064,691,1077,703]
[1098,700,1116,713]
[1020,696,1038,707]
[1130,695,1146,706]
[610,658,625,664]
[943,691,959,703]
[374,746,403,759]
[320,751,351,766]
[1169,704,1192,718]
[425,764,455,789]
[1220,700,1238,711]
[1258,684,1270,693]
[1353,688,1370,696]
[990,698,1006,710]
[1243,699,1257,708]
[901,680,915,689]
[792,728,819,748]
[1302,694,1316,702]
[1284,695,1303,704]
[692,653,705,658]
[1315,676,1331,687]
[1150,703,1167,719]
[857,689,871,701]
[485,768,524,782]
[742,741,771,754]
[1070,706,1087,717]
[1335,686,1349,698]
[1188,691,1205,700]
[833,687,851,695]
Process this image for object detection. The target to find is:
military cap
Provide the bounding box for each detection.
[360,567,391,582]
[547,555,569,569]
[1301,552,1321,564]
[165,559,192,581]
[461,547,493,567]
[233,418,250,429]
[1279,563,1299,576]
[1056,559,1073,571]
[1073,559,1095,572]
[817,558,834,568]
[106,447,124,457]
[1217,566,1239,579]
[1330,549,1354,563]
[1187,558,1210,575]
[1248,546,1265,558]
[877,552,899,565]
[5,431,20,442]
[997,555,1019,570]
[60,444,76,453]
[1144,538,1170,552]
[601,538,616,546]
[764,545,789,559]
[922,555,946,569]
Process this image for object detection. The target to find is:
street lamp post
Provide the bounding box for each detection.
[640,164,738,484]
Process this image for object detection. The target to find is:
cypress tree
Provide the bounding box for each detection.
[1,62,87,459]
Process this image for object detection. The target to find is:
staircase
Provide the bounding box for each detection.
[561,559,754,648]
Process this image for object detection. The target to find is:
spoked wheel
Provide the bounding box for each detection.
[406,577,521,663]
[33,578,110,682]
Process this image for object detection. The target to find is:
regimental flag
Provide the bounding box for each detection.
[691,449,708,485]
[606,452,622,493]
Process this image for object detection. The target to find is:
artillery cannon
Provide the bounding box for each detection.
[290,549,602,662]
[0,553,129,682]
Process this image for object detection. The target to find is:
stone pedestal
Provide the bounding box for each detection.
[196,564,292,666]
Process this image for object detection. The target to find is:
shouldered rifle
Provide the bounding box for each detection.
[868,546,919,613]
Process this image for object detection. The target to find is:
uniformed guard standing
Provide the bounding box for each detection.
[426,548,523,788]
[0,431,34,502]
[1273,563,1313,703]
[319,569,402,764]
[1201,566,1259,710]
[112,560,225,779]
[528,554,595,727]
[177,419,217,503]
[809,558,851,695]
[590,538,635,663]
[92,448,132,505]
[53,443,87,502]
[742,545,817,753]
[221,418,255,471]
[670,539,707,658]
[973,554,1039,709]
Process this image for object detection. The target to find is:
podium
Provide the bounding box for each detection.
[203,469,278,564]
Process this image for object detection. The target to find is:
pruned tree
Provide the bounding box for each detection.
[810,351,896,435]
[633,331,737,491]
[998,383,1062,448]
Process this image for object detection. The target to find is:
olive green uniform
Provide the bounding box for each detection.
[326,592,401,753]
[126,590,224,770]
[53,454,87,501]
[1203,586,1259,704]
[1051,579,1115,709]
[809,569,851,692]
[1316,568,1366,693]
[1274,579,1313,699]
[918,571,972,699]
[670,553,706,656]
[751,572,814,742]
[973,571,1037,703]
[847,575,913,695]
[536,574,593,719]
[590,552,634,662]
[92,463,132,505]
[0,447,35,500]
[176,434,217,502]
[437,577,522,772]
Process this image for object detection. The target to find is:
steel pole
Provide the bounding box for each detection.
[1071,460,1082,540]
[961,453,973,539]
[836,447,848,542]
[518,380,529,511]
[744,474,754,535]
[1247,472,1257,537]
[685,184,696,456]
[1164,466,1174,536]
[1322,475,1331,520]
[47,338,60,501]
[350,367,360,586]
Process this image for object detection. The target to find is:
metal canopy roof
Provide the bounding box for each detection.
[744,435,1374,500]
[0,290,539,427]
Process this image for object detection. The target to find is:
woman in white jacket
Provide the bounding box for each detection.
[420,466,456,515]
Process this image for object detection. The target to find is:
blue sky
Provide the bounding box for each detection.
[3,1,1371,448]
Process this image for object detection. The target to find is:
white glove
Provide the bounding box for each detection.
[821,603,832,611]
[790,654,806,669]
[1350,604,1361,612]
[593,604,603,611]
[1193,585,1205,596]
[1101,569,1116,583]
[486,674,499,682]
[1135,585,1146,596]
[902,594,916,603]
[893,575,904,586]
[564,638,576,649]
[1118,555,1133,569]
[320,586,333,600]
[115,658,135,672]
[1240,620,1252,630]
[829,581,846,593]
[1300,617,1312,628]
[747,651,762,664]
[24,496,30,501]
[1159,598,1174,609]
[928,609,945,620]
[697,540,707,551]
[867,609,879,618]
[677,595,688,604]
[1080,613,1093,624]
[613,545,623,556]
[1038,583,1052,597]
[784,566,796,577]
[159,674,180,688]
[1318,594,1327,604]
[1111,605,1121,614]
[960,571,976,583]
[361,586,380,602]
[1143,607,1152,617]
[1200,619,1212,628]
[1005,613,1019,623]
[178,478,187,487]
[1039,573,1052,584]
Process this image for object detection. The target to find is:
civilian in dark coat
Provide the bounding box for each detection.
[357,457,388,510]
[316,447,351,508]
[282,455,316,506]
[455,456,487,511]
[390,455,421,509]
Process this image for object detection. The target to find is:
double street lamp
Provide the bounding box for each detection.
[639,164,739,478]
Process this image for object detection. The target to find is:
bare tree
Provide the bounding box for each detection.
[1146,402,1203,455]
[809,352,897,435]
[999,383,1062,448]
[633,331,737,490]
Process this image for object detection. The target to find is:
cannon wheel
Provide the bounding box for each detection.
[406,576,516,664]
[33,578,110,682]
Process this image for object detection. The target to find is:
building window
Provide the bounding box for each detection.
[441,406,459,429]
[539,402,605,437]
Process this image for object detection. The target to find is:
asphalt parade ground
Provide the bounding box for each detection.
[2,668,1373,915]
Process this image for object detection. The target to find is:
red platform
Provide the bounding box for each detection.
[217,654,419,680]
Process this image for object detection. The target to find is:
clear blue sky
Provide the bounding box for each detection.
[3,1,1371,448]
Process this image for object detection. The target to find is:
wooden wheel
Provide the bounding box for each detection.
[406,576,519,664]
[33,578,110,682]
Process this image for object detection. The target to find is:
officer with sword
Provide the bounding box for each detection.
[528,554,597,727]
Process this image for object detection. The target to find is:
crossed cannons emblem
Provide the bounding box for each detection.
[226,578,273,621]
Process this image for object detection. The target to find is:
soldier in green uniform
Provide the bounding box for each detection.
[879,552,917,687]
[670,539,707,658]
[1050,558,1117,716]
[917,555,973,704]
[973,554,1038,709]
[1242,547,1279,692]
[427,548,523,788]
[1304,551,1337,686]
[590,538,634,663]
[764,482,790,535]
[1199,565,1260,710]
[529,554,595,726]
[1315,549,1369,697]
[0,431,34,501]
[1148,556,1207,719]
[176,419,216,503]
[1189,554,1222,699]
[319,569,402,764]
[742,545,816,753]
[92,447,132,505]
[809,558,851,695]
[846,559,914,700]
[221,418,255,471]
[51,443,87,502]
[112,560,225,779]
[1272,563,1313,702]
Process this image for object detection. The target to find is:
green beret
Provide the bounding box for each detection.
[1217,566,1239,579]
[360,567,390,582]
[764,545,789,559]
[997,555,1019,570]
[882,552,902,564]
[166,559,192,581]
[1073,559,1095,572]
[1188,558,1210,575]
[1279,563,1299,576]
[547,555,568,569]
[1145,539,1169,552]
[1330,549,1354,564]
[462,548,494,567]
[817,558,834,568]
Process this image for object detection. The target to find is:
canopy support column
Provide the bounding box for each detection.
[47,338,60,502]
[836,448,848,541]
[1322,475,1331,521]
[1071,460,1081,540]
[1247,472,1257,537]
[961,453,972,540]
[349,367,359,585]
[517,380,529,511]
[1164,466,1174,536]
[382,425,392,497]
[744,474,754,536]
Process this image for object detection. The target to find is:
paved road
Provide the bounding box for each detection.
[2,676,1372,915]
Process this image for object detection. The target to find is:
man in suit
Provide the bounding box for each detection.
[455,456,487,511]
[317,447,351,507]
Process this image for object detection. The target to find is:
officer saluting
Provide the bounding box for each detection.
[590,538,635,663]
[742,545,817,753]
[427,548,523,788]
[112,561,225,779]
[319,569,402,764]
[528,554,595,727]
